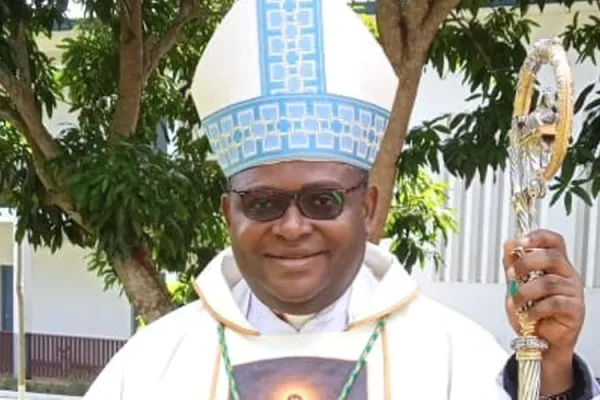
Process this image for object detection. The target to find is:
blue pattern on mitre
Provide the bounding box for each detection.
[190,0,397,177]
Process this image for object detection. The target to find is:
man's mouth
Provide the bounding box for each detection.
[266,251,324,259]
[265,251,325,268]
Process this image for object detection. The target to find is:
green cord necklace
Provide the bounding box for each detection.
[217,319,386,400]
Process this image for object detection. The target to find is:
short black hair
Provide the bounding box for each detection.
[226,163,370,189]
[352,165,370,182]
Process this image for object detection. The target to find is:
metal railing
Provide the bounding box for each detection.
[0,331,13,376]
[0,331,127,382]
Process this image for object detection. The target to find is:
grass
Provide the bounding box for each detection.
[0,376,90,396]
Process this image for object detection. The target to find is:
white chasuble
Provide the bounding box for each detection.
[82,243,513,400]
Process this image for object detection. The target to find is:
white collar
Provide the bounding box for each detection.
[232,266,379,335]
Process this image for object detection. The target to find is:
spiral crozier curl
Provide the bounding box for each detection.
[508,37,574,400]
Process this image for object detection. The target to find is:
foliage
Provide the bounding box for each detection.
[364,2,599,271]
[384,169,458,273]
[358,11,379,40]
[133,280,198,328]
[1,1,233,298]
[168,279,200,308]
[52,5,232,284]
[354,13,458,272]
[52,131,229,289]
[548,11,600,213]
[415,2,600,217]
[1,0,599,317]
[361,1,600,219]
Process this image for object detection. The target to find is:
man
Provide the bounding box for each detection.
[83,0,599,399]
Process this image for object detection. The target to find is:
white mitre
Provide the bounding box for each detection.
[190,0,397,178]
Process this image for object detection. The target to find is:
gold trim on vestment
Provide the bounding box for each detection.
[344,288,420,331]
[381,321,391,400]
[209,342,222,400]
[193,281,260,336]
[194,280,420,335]
[197,280,420,399]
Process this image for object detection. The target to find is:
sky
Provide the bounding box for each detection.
[66,1,85,18]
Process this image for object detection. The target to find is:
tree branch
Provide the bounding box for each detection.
[13,20,32,84]
[369,64,425,243]
[0,95,59,194]
[111,0,227,137]
[0,103,88,229]
[110,0,144,138]
[0,19,79,226]
[143,1,226,82]
[405,0,431,54]
[0,55,58,162]
[0,61,20,97]
[421,0,461,44]
[0,104,91,234]
[0,101,87,236]
[14,89,59,160]
[376,0,406,75]
[143,0,201,82]
[370,0,459,243]
[0,104,28,136]
[49,192,89,230]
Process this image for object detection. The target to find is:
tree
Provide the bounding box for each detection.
[0,0,232,324]
[1,0,598,326]
[368,0,600,242]
[0,0,455,326]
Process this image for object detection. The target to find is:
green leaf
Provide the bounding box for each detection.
[592,177,600,198]
[584,97,600,112]
[574,83,595,114]
[564,191,573,215]
[570,185,592,206]
[560,154,576,183]
[549,181,567,206]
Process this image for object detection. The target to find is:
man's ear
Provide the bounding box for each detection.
[221,193,232,228]
[363,185,378,236]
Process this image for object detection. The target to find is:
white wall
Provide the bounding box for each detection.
[411,275,600,377]
[408,3,600,373]
[0,223,14,332]
[29,243,132,340]
[0,224,13,266]
[0,218,132,340]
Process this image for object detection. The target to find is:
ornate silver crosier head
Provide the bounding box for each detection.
[509,37,573,243]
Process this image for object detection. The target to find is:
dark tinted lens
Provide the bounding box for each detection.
[298,189,345,220]
[240,190,290,221]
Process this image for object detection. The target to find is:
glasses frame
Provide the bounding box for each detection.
[229,180,368,222]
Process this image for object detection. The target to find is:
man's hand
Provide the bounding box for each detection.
[503,229,585,396]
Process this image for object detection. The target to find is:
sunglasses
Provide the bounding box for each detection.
[230,181,367,222]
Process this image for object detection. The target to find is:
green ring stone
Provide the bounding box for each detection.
[508,280,519,296]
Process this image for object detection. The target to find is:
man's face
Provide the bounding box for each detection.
[222,161,378,315]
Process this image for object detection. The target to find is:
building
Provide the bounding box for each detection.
[1,0,599,386]
[406,1,600,373]
[0,26,133,383]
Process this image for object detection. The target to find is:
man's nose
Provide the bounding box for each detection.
[272,202,312,240]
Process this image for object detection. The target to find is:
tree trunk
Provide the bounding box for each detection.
[368,64,424,244]
[112,245,175,324]
[368,0,458,244]
[110,1,144,139]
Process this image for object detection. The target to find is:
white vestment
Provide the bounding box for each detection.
[81,243,530,399]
